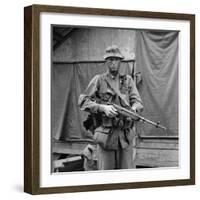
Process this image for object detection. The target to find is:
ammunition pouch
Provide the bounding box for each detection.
[94,116,134,150]
[93,125,135,150]
[102,116,133,129]
[83,113,102,133]
[93,127,110,149]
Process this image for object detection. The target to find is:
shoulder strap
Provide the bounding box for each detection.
[104,75,129,107]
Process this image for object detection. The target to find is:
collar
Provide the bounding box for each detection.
[106,71,120,80]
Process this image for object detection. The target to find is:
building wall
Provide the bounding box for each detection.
[53,27,136,61]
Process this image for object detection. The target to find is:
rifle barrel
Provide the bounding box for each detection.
[112,103,167,131]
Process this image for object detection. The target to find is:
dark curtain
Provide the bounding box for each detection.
[52,62,133,141]
[135,31,179,136]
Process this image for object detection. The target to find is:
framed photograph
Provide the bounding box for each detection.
[24,4,195,194]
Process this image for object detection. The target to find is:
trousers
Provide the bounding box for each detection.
[97,141,135,170]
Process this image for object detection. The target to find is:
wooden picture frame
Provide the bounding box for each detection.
[24,4,195,194]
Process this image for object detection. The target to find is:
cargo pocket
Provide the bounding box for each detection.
[125,127,135,144]
[93,127,110,148]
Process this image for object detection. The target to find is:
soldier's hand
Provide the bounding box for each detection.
[99,105,118,117]
[131,107,140,121]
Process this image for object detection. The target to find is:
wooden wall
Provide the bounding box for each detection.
[53,27,136,62]
[135,137,178,167]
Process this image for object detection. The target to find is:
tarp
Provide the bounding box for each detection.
[135,31,179,136]
[52,30,179,140]
[52,62,133,140]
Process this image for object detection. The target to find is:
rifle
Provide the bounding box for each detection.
[108,102,167,131]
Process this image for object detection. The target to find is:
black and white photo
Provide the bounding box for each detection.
[51,26,179,172]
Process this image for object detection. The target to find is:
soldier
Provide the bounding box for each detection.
[78,45,143,170]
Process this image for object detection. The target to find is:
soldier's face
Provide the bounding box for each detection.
[106,57,121,75]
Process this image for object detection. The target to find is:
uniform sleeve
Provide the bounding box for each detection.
[78,75,101,113]
[128,76,144,112]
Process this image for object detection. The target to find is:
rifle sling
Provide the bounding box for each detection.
[104,76,130,107]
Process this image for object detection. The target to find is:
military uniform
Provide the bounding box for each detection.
[79,71,143,169]
[79,45,143,170]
